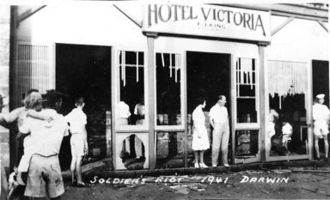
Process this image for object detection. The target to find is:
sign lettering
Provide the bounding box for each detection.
[143,3,271,42]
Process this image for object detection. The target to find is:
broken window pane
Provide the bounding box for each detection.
[117,51,145,126]
[119,134,146,170]
[267,61,309,156]
[236,58,257,123]
[156,131,185,168]
[235,130,259,157]
[156,53,182,126]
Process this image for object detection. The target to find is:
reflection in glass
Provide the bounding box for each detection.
[156,53,181,126]
[119,134,145,170]
[117,51,145,126]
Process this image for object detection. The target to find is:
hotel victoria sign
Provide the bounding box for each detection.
[143,3,271,42]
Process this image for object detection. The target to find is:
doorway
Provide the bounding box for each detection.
[186,51,231,166]
[313,60,329,106]
[56,44,111,169]
[312,60,329,158]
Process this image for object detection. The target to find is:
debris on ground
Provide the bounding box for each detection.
[300,183,318,193]
[169,185,189,194]
[272,169,292,174]
[168,183,207,194]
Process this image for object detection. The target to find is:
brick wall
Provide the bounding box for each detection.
[0,6,11,169]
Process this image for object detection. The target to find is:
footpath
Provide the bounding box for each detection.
[61,159,330,200]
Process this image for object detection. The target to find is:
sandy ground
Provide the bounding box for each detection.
[62,166,330,200]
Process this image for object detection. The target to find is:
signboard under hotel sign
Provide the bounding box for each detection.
[143,3,271,42]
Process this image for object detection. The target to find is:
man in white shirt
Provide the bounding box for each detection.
[65,97,88,186]
[209,95,230,167]
[313,94,330,161]
[19,90,69,199]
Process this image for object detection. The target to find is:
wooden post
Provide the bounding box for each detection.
[182,52,188,168]
[258,42,268,162]
[8,6,17,170]
[146,33,157,169]
[230,55,236,164]
[111,47,117,169]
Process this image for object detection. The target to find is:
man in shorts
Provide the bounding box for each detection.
[19,90,69,199]
[313,94,330,161]
[65,97,88,186]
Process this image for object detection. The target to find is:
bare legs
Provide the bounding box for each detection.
[314,135,329,160]
[194,150,207,168]
[70,156,84,185]
[324,135,329,159]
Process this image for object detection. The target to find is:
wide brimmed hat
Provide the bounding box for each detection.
[316,94,325,99]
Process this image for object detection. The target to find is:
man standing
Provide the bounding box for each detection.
[19,90,68,199]
[313,94,330,161]
[209,95,230,167]
[66,97,88,187]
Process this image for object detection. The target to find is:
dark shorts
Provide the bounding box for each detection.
[24,154,64,198]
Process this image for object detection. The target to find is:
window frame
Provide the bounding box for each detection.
[265,59,312,161]
[154,51,186,132]
[113,48,149,132]
[234,56,260,128]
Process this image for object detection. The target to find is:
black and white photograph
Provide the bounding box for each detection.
[0,0,329,199]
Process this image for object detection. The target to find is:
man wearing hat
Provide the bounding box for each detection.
[313,94,330,161]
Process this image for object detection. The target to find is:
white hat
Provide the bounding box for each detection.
[316,94,325,99]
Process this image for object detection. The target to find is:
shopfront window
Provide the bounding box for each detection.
[156,131,185,168]
[236,58,257,123]
[156,53,182,126]
[116,50,145,127]
[235,130,259,158]
[267,60,309,157]
[119,134,146,170]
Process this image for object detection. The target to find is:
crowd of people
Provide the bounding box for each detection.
[192,93,330,168]
[1,89,330,198]
[0,89,88,199]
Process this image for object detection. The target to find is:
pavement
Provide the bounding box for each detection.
[60,160,330,200]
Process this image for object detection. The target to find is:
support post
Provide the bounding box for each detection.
[258,43,267,162]
[146,33,157,169]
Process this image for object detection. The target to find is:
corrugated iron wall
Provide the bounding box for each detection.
[13,44,50,108]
